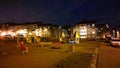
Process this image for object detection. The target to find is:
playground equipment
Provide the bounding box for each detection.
[25,33,40,44]
[16,35,25,43]
[17,41,29,54]
[26,35,32,43]
[33,33,40,43]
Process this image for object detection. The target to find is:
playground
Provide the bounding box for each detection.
[0,40,71,68]
[0,40,99,68]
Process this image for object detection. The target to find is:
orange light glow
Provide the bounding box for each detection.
[1,32,6,36]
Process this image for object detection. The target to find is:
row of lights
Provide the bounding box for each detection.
[0,27,49,37]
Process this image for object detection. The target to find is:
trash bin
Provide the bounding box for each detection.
[69,41,76,52]
[69,45,75,52]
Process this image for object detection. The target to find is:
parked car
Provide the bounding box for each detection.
[110,39,120,47]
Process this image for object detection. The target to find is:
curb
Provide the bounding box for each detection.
[90,47,99,68]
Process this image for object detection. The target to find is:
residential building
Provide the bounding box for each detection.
[37,23,62,38]
[96,24,110,39]
[72,20,97,40]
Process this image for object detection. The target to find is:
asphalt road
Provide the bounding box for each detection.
[97,42,120,68]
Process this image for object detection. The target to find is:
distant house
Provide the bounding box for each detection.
[37,23,62,38]
[62,25,71,38]
[96,24,110,39]
[72,20,97,40]
[111,26,120,39]
[0,22,62,42]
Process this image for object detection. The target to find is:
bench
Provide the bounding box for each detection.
[39,42,53,47]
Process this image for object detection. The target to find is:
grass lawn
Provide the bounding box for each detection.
[0,40,100,68]
[54,40,100,68]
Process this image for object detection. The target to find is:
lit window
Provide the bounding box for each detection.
[88,32,90,34]
[88,25,90,27]
[59,26,61,28]
[80,36,87,38]
[92,24,95,26]
[79,27,87,35]
[92,31,95,34]
[39,28,42,30]
[106,24,109,28]
[68,29,70,31]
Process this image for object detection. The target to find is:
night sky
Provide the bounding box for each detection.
[0,0,120,26]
